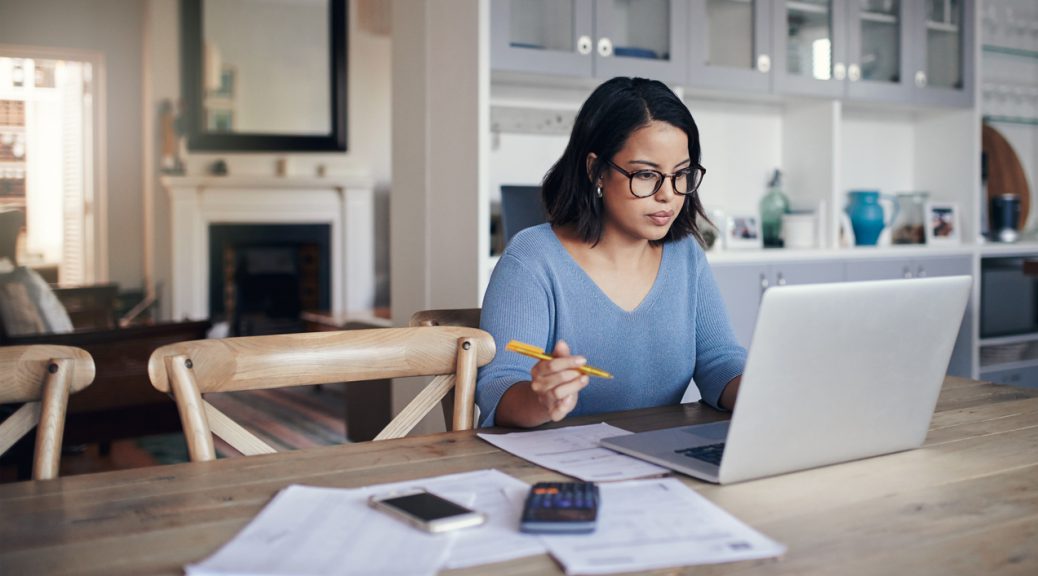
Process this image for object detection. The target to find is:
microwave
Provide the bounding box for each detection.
[981,257,1038,338]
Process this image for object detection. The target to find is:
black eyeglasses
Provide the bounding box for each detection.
[605,159,705,198]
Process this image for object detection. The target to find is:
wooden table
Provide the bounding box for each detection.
[2,377,1037,575]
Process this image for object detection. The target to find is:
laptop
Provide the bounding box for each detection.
[600,276,972,484]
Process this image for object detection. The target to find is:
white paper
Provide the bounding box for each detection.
[186,469,545,576]
[478,423,669,482]
[541,478,786,575]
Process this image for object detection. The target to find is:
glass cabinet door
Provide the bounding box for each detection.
[911,0,974,106]
[490,0,594,77]
[593,0,688,84]
[846,0,911,101]
[773,0,847,97]
[688,0,772,92]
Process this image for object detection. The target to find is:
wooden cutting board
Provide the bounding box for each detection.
[982,123,1030,230]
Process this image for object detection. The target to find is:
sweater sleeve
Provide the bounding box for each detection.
[691,250,748,410]
[476,253,554,427]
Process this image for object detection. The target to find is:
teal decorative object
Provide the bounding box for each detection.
[760,169,790,247]
[846,190,897,246]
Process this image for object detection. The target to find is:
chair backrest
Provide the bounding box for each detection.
[409,308,481,329]
[0,345,95,480]
[409,309,483,424]
[147,326,495,462]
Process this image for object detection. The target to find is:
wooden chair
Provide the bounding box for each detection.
[147,326,495,462]
[0,345,95,480]
[409,309,482,424]
[410,308,481,329]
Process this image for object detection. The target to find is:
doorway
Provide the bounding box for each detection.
[0,48,102,285]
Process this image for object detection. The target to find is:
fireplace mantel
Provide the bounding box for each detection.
[162,174,375,321]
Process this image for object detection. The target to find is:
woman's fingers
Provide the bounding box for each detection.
[528,340,591,421]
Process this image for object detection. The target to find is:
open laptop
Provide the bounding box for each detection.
[600,276,972,484]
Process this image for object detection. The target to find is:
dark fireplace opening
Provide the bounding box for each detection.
[209,224,331,336]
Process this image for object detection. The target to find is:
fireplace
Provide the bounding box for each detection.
[162,174,375,321]
[209,224,331,335]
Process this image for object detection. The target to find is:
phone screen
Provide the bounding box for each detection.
[380,492,472,521]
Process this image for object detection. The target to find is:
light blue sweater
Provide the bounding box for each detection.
[477,224,747,427]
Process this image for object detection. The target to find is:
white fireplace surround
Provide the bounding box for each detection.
[162,174,375,321]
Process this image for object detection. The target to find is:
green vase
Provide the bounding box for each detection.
[760,171,789,248]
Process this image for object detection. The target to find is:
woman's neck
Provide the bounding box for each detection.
[555,224,659,271]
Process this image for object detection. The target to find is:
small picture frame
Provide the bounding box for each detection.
[725,213,763,249]
[925,202,960,245]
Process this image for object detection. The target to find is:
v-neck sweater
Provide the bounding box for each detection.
[476,223,747,427]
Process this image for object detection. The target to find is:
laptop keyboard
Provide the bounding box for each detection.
[675,442,726,466]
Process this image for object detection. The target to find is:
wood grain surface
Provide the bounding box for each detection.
[1,377,1036,575]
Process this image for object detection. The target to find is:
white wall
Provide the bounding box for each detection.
[0,0,145,289]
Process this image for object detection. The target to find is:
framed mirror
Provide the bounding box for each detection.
[181,0,347,152]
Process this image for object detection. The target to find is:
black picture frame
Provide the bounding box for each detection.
[180,0,347,152]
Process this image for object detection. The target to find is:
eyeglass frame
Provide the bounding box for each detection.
[603,159,706,199]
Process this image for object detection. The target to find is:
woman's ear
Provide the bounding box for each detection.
[585,153,599,184]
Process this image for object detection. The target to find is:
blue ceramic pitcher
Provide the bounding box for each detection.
[846,190,898,246]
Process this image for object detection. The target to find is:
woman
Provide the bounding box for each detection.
[477,77,745,428]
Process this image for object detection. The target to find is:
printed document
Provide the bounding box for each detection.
[541,477,786,575]
[478,422,668,482]
[185,469,545,576]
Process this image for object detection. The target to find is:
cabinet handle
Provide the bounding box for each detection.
[760,273,770,296]
[915,71,927,87]
[577,35,592,55]
[833,62,846,80]
[597,37,613,58]
[756,54,771,73]
[848,64,861,82]
[902,266,914,279]
[917,265,927,278]
[776,272,787,286]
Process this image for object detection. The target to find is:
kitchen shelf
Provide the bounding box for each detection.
[979,333,1038,347]
[982,44,1038,60]
[979,356,1038,374]
[982,115,1038,126]
[860,11,897,25]
[787,1,828,16]
[926,21,960,34]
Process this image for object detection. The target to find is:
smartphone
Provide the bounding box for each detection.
[368,488,485,533]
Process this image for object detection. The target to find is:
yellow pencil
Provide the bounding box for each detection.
[505,340,614,379]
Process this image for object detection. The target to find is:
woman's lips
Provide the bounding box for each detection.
[647,211,673,226]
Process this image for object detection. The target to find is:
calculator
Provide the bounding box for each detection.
[519,481,599,534]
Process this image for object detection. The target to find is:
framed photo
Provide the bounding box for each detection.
[925,202,960,245]
[725,213,763,249]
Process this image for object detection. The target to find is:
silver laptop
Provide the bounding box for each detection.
[601,276,972,484]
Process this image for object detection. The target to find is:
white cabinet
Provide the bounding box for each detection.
[711,259,845,347]
[491,0,689,84]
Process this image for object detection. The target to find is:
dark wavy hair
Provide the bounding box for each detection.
[542,77,706,246]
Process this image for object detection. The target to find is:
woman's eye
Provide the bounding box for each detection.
[675,169,692,177]
[634,171,657,181]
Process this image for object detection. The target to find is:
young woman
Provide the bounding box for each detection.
[477,77,745,428]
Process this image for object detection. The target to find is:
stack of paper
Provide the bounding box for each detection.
[477,422,669,481]
[185,469,545,576]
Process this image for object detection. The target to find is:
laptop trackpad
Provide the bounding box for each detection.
[680,420,730,444]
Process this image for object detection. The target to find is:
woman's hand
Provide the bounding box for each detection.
[529,340,591,421]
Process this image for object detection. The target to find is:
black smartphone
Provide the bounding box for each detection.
[368,489,485,533]
[520,481,599,534]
